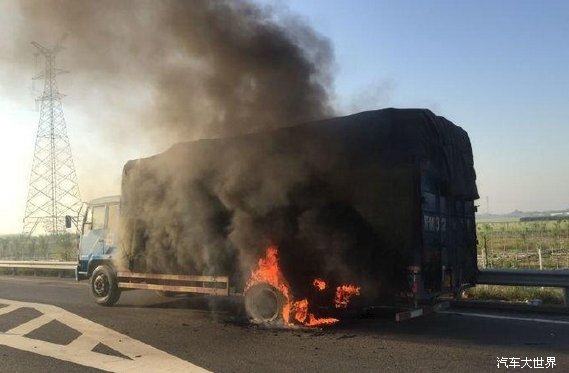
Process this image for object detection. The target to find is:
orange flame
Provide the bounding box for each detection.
[334,285,361,309]
[293,298,339,326]
[313,278,326,291]
[293,298,309,323]
[245,246,292,322]
[247,246,360,327]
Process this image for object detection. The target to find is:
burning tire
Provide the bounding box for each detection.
[244,283,286,324]
[91,265,121,306]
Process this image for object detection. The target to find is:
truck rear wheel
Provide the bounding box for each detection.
[91,265,121,306]
[244,283,286,324]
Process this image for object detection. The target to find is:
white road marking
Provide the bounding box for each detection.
[0,298,214,373]
[6,314,53,335]
[68,333,101,351]
[438,310,569,325]
[0,304,20,316]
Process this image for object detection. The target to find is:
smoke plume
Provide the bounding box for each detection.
[12,0,334,141]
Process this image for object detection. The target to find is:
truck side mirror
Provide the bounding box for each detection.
[65,215,72,229]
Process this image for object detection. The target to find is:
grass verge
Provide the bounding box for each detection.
[464,285,564,305]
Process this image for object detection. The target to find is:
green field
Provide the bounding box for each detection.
[0,234,77,261]
[465,285,564,304]
[468,219,569,304]
[476,219,569,270]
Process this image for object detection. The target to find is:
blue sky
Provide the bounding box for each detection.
[258,0,569,214]
[0,0,568,233]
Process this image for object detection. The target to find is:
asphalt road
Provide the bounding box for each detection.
[1,275,568,373]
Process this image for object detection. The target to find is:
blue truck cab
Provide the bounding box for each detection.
[76,196,121,281]
[73,194,230,307]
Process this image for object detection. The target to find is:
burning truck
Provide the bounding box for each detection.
[71,108,479,326]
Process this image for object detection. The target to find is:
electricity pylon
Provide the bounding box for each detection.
[22,41,82,236]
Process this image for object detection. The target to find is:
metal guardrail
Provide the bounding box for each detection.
[0,261,76,275]
[477,269,569,287]
[477,269,569,306]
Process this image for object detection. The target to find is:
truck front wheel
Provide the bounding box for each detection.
[91,265,121,306]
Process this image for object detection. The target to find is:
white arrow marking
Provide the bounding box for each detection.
[0,298,214,373]
[438,310,569,325]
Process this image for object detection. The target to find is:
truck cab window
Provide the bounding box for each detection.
[92,206,106,230]
[107,204,120,232]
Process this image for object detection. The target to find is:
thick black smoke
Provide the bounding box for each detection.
[120,120,391,301]
[119,110,423,302]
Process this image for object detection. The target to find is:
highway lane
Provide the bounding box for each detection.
[0,275,568,373]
